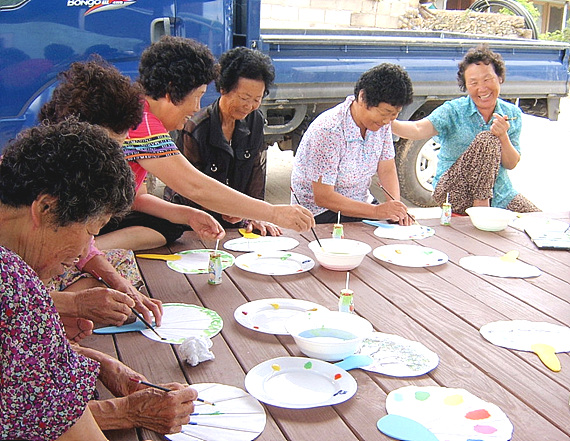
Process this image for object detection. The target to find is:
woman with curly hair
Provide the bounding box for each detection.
[0,120,198,440]
[291,63,413,224]
[392,44,539,214]
[166,46,282,236]
[96,36,314,251]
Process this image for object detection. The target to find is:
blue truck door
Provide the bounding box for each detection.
[0,0,177,149]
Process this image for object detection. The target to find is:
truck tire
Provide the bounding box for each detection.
[395,136,440,207]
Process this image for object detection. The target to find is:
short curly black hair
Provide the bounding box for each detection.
[216,47,275,97]
[39,56,143,134]
[138,36,218,104]
[354,63,413,108]
[457,44,505,92]
[0,119,135,227]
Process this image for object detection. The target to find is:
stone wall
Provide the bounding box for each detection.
[261,0,531,39]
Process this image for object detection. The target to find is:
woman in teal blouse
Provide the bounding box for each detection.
[392,44,539,215]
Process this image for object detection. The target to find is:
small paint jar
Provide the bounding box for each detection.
[332,223,344,239]
[338,289,354,313]
[208,252,222,285]
[440,202,452,226]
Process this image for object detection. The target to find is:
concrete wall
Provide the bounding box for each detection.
[260,0,420,30]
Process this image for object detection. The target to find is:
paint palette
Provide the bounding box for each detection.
[459,254,541,278]
[368,222,435,240]
[234,251,314,275]
[166,383,266,441]
[354,332,439,377]
[223,236,299,252]
[167,249,235,274]
[378,386,513,441]
[244,357,357,409]
[234,298,328,335]
[140,303,223,344]
[373,244,448,267]
[480,320,570,372]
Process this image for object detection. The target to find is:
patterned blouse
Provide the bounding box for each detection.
[428,96,522,208]
[291,95,395,216]
[124,100,181,191]
[0,245,100,441]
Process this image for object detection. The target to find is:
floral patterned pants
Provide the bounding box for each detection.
[432,131,540,215]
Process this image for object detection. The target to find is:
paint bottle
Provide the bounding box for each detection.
[208,252,222,285]
[338,289,354,313]
[332,223,344,239]
[440,193,451,226]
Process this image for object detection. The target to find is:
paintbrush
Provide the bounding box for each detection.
[290,186,324,250]
[92,271,166,341]
[129,378,215,405]
[379,185,419,226]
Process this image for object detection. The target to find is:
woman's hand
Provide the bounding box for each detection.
[270,204,315,232]
[117,281,163,327]
[188,208,226,240]
[490,113,510,139]
[61,316,94,342]
[374,200,410,225]
[246,219,282,236]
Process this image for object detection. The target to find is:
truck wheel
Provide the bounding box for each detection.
[395,137,440,207]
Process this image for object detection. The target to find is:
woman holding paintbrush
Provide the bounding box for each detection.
[0,120,197,439]
[392,44,540,214]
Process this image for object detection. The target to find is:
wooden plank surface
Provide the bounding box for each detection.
[85,213,570,441]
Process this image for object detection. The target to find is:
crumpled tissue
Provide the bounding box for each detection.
[179,335,215,366]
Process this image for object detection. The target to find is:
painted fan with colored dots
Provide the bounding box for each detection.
[244,357,357,409]
[377,386,513,441]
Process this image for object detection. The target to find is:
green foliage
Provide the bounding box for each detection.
[540,23,570,42]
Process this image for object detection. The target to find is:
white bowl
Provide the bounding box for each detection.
[308,238,372,271]
[465,207,517,232]
[285,310,373,361]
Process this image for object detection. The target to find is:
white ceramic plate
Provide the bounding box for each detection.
[223,236,299,252]
[235,251,314,275]
[372,224,435,240]
[459,255,541,278]
[373,244,448,267]
[167,249,235,274]
[166,383,266,441]
[355,332,439,377]
[245,357,357,409]
[234,298,328,335]
[140,303,223,344]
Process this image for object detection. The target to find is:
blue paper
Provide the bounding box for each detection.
[363,219,394,228]
[94,320,147,334]
[377,414,439,441]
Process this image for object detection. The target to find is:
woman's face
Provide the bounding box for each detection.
[34,215,109,280]
[220,77,265,121]
[464,62,501,115]
[353,91,402,132]
[163,85,208,131]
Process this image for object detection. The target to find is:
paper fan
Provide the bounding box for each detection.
[166,383,266,441]
[373,224,435,240]
[459,251,541,278]
[378,386,513,441]
[480,320,570,371]
[354,332,439,377]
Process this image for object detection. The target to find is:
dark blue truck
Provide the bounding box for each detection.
[1,0,569,205]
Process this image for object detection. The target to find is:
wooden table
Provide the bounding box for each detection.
[83,213,570,441]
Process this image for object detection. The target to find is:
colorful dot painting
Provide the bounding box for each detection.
[380,386,513,441]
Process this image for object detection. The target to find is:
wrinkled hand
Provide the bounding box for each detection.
[74,287,135,326]
[61,317,93,342]
[273,204,315,232]
[222,214,243,224]
[375,200,411,225]
[188,210,226,241]
[490,113,510,139]
[125,384,197,434]
[122,283,163,327]
[246,219,282,236]
[98,357,148,397]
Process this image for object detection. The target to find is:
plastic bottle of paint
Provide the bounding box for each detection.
[338,289,354,313]
[208,252,222,285]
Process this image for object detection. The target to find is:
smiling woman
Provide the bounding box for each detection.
[391,44,540,215]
